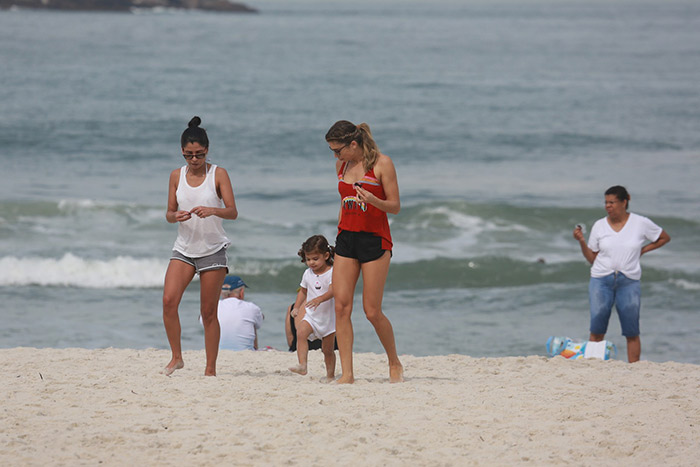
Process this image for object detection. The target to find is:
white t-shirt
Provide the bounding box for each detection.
[300,267,335,340]
[588,212,663,280]
[199,297,263,351]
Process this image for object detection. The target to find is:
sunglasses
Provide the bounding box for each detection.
[329,143,348,155]
[183,152,207,160]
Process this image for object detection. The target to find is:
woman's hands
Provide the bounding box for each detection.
[573,225,598,264]
[189,206,217,218]
[169,210,192,223]
[354,184,373,205]
[172,206,217,222]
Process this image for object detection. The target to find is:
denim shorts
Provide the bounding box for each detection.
[171,247,228,274]
[588,272,641,337]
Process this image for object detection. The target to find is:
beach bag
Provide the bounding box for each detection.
[546,336,617,360]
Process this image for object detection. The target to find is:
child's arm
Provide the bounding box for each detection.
[306,284,334,309]
[292,288,307,318]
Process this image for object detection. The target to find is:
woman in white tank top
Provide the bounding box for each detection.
[162,116,238,377]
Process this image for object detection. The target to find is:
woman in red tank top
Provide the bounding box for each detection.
[326,120,403,384]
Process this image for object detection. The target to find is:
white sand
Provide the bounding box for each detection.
[2,348,699,466]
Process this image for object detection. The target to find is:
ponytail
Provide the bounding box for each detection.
[356,123,379,172]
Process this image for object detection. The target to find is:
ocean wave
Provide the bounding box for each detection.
[1,252,698,292]
[486,131,682,153]
[0,254,306,290]
[0,254,167,289]
[2,198,698,285]
[0,198,163,224]
[669,279,700,291]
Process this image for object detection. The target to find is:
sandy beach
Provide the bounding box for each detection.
[1,348,699,466]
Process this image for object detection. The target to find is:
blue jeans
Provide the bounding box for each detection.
[589,272,641,337]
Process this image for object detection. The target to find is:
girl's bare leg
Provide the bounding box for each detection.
[162,259,195,375]
[199,268,227,376]
[290,321,313,375]
[361,251,403,383]
[333,255,361,384]
[321,333,337,382]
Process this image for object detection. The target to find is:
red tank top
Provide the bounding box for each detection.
[337,162,393,250]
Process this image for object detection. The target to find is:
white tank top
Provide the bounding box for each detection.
[172,164,230,258]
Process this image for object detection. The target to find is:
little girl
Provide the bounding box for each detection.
[289,235,336,381]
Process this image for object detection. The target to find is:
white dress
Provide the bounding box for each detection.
[300,267,335,340]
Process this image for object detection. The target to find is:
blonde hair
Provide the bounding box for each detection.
[325,120,380,172]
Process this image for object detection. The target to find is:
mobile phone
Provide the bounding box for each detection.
[354,182,362,187]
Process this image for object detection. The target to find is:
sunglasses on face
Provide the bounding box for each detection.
[183,152,207,160]
[329,143,348,155]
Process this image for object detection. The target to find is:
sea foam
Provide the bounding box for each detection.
[0,253,167,288]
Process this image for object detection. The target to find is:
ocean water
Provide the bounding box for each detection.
[1,0,699,363]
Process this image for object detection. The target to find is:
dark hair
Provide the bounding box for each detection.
[605,185,630,210]
[180,116,209,149]
[325,120,380,171]
[298,235,335,266]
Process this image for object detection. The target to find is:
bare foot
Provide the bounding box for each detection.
[289,364,308,375]
[161,359,184,376]
[204,370,216,377]
[389,364,404,383]
[320,375,336,383]
[334,374,354,384]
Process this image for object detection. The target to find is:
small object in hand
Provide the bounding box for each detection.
[575,223,586,235]
[354,182,362,187]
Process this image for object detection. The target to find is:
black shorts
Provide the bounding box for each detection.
[335,230,390,263]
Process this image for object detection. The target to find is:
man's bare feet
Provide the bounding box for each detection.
[389,364,404,383]
[161,359,184,376]
[289,364,308,375]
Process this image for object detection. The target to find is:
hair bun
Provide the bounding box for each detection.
[188,116,202,128]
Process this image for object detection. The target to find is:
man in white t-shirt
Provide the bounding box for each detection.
[199,275,263,351]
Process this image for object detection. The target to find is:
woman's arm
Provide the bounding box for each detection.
[641,230,670,255]
[573,226,598,264]
[355,154,400,214]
